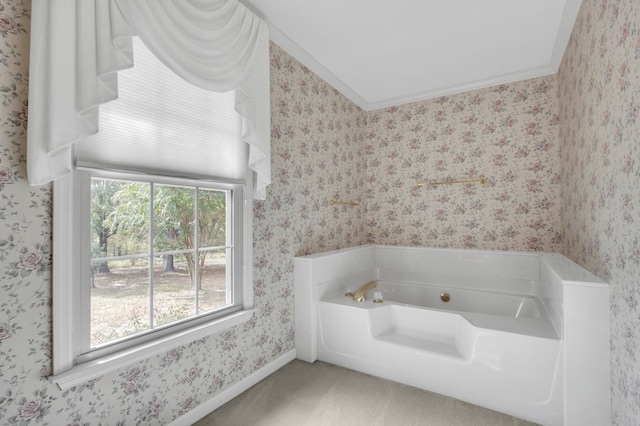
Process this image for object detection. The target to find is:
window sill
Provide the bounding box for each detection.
[50,309,255,391]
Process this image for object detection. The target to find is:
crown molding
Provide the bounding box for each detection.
[366,65,558,111]
[255,0,582,112]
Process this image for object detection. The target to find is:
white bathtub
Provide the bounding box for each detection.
[294,245,611,426]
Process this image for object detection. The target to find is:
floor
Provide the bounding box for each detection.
[194,360,539,426]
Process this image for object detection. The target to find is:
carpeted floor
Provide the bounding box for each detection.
[193,360,538,426]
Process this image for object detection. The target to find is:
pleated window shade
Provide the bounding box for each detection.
[76,37,246,182]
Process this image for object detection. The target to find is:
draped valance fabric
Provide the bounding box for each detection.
[27,0,271,199]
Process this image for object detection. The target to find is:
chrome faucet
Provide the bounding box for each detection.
[350,281,377,302]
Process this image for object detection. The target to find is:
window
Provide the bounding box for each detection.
[79,173,244,362]
[88,177,235,349]
[51,38,254,389]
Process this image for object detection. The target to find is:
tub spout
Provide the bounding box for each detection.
[352,281,377,302]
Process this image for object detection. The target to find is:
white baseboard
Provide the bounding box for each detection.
[168,349,297,426]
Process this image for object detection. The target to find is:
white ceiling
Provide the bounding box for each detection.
[243,0,583,111]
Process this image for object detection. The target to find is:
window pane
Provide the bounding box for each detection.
[91,178,150,259]
[153,185,195,253]
[199,188,227,248]
[87,175,238,352]
[199,249,231,312]
[153,254,195,327]
[90,258,150,347]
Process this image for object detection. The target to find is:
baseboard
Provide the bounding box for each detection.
[168,349,297,426]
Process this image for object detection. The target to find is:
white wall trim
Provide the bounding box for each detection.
[168,349,297,426]
[365,66,558,111]
[52,173,80,375]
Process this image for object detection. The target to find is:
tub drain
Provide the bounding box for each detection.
[440,292,450,302]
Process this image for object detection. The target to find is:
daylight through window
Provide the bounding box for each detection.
[89,177,235,349]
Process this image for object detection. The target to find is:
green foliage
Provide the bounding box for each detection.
[91,179,128,272]
[91,177,227,288]
[91,179,120,256]
[106,181,150,257]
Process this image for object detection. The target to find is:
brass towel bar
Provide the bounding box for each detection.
[417,177,486,188]
[329,200,360,207]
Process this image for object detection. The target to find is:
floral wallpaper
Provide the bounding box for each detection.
[264,45,367,258]
[558,0,640,423]
[0,0,366,423]
[1,0,637,424]
[365,77,562,252]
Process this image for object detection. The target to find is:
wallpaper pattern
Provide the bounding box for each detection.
[558,0,640,423]
[0,1,366,422]
[0,0,637,424]
[365,78,562,252]
[266,47,367,258]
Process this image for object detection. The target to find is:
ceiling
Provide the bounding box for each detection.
[243,0,583,111]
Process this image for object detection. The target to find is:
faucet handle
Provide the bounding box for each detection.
[352,281,377,302]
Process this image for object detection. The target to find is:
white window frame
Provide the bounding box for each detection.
[50,168,254,390]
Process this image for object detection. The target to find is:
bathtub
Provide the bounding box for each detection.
[294,245,610,426]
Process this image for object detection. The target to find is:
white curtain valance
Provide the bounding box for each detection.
[27,0,271,199]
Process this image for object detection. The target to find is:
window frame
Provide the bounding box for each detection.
[50,168,254,390]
